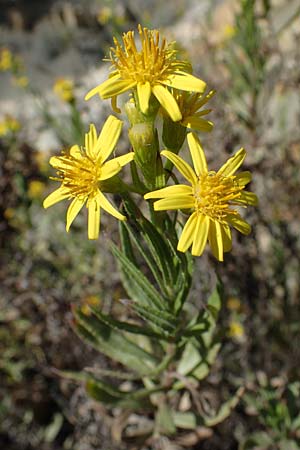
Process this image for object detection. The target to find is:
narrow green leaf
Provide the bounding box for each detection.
[203,387,244,426]
[123,197,175,286]
[122,220,165,294]
[86,377,164,410]
[177,341,203,376]
[133,303,177,336]
[112,244,168,312]
[89,306,166,340]
[173,412,199,429]
[74,309,158,375]
[119,220,137,264]
[155,403,176,435]
[191,343,221,381]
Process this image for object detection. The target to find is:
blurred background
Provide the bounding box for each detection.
[1,0,300,449]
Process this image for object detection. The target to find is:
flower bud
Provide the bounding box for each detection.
[162,115,186,153]
[128,122,159,189]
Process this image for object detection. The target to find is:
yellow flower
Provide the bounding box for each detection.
[4,208,15,220]
[53,78,75,102]
[43,116,134,239]
[228,321,245,339]
[0,48,13,71]
[81,295,101,316]
[144,132,257,261]
[226,297,242,312]
[14,75,29,88]
[0,116,21,136]
[173,89,215,132]
[223,24,236,40]
[85,25,207,121]
[28,180,46,199]
[97,6,113,25]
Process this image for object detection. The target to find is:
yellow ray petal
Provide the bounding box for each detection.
[113,152,134,167]
[153,196,194,211]
[43,186,69,209]
[69,144,82,158]
[235,171,252,186]
[236,191,258,206]
[91,77,136,100]
[209,219,224,261]
[97,190,125,220]
[191,214,209,257]
[84,74,121,100]
[99,159,121,180]
[137,81,152,114]
[152,84,182,122]
[66,197,85,231]
[161,150,197,185]
[227,214,251,235]
[144,184,192,200]
[49,148,81,170]
[49,155,66,170]
[187,132,208,176]
[95,115,123,162]
[163,71,206,93]
[177,212,198,253]
[194,89,216,108]
[218,148,246,177]
[182,116,213,132]
[85,124,97,158]
[111,96,121,114]
[220,223,232,253]
[87,197,101,239]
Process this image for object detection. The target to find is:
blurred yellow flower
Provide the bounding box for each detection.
[34,151,50,173]
[228,321,245,339]
[44,116,134,239]
[97,6,113,25]
[0,116,21,136]
[85,25,206,122]
[0,48,13,71]
[223,24,236,40]
[14,75,29,88]
[4,208,15,220]
[226,297,242,312]
[145,132,257,261]
[81,295,101,316]
[53,78,75,102]
[28,180,46,199]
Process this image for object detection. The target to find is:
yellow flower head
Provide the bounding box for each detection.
[28,180,46,199]
[145,132,258,261]
[85,25,207,121]
[97,6,113,25]
[0,115,21,136]
[174,89,215,132]
[0,48,13,71]
[228,321,245,339]
[53,78,75,102]
[226,296,242,312]
[14,75,29,88]
[43,116,134,239]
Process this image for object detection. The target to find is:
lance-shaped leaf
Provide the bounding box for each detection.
[86,377,164,410]
[122,197,175,287]
[155,403,176,435]
[74,309,158,375]
[133,303,178,337]
[112,244,168,312]
[89,306,169,340]
[185,283,222,341]
[203,387,244,426]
